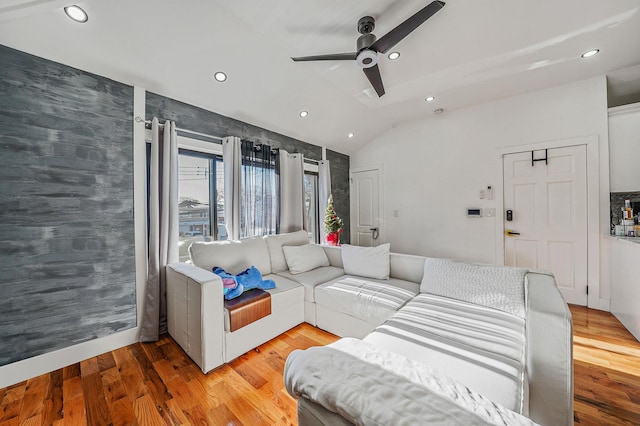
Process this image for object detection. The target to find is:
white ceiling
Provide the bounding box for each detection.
[2,0,640,155]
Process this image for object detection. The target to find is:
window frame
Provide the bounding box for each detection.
[178,148,223,240]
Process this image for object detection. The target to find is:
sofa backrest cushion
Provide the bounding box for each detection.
[264,230,310,273]
[189,236,271,276]
[341,243,390,280]
[390,253,426,284]
[283,244,330,274]
[420,257,528,318]
[322,246,344,268]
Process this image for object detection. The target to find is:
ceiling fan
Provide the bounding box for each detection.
[291,1,446,97]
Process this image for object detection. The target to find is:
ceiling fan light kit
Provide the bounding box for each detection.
[356,50,378,68]
[291,1,446,97]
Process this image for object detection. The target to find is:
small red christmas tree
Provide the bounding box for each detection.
[324,195,343,245]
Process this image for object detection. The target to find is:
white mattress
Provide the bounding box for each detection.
[364,293,527,414]
[314,276,418,326]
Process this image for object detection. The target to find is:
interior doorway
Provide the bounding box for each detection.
[502,145,588,305]
[350,167,381,247]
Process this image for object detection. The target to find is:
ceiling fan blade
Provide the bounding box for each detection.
[291,52,357,62]
[363,65,385,97]
[371,1,445,54]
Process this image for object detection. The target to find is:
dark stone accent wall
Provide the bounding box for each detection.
[0,45,136,365]
[327,149,351,244]
[146,93,350,242]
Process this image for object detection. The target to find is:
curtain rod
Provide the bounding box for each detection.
[135,116,223,141]
[135,116,322,163]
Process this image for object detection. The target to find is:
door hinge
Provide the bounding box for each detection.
[586,286,589,295]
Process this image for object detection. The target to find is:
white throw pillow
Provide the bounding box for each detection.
[341,243,390,280]
[264,230,310,273]
[283,244,330,275]
[420,257,528,318]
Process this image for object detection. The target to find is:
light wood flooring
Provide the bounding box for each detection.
[1,305,639,425]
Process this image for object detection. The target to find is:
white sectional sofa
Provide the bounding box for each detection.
[165,230,573,426]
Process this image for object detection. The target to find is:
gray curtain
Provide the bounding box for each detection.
[140,118,178,342]
[279,150,305,233]
[318,160,332,243]
[240,140,279,237]
[223,136,242,240]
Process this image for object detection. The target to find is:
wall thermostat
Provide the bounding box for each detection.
[467,208,483,218]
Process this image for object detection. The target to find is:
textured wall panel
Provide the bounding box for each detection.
[326,149,351,243]
[0,45,136,365]
[146,93,350,242]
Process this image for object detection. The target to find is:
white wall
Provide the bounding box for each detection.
[351,76,611,308]
[608,102,640,191]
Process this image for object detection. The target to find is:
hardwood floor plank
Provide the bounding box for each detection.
[42,370,63,425]
[0,383,26,423]
[62,363,80,381]
[18,375,49,423]
[1,309,639,425]
[112,347,148,401]
[133,394,166,426]
[97,352,117,372]
[570,304,640,426]
[128,344,176,424]
[108,397,139,426]
[205,402,243,426]
[81,372,112,425]
[61,377,86,425]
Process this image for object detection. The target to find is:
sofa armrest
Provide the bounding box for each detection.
[166,263,225,373]
[525,271,573,426]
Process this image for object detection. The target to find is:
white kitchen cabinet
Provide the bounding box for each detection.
[608,102,640,192]
[609,236,640,341]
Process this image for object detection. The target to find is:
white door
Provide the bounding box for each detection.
[350,168,380,247]
[503,145,588,305]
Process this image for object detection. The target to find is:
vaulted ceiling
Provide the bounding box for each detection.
[2,0,640,154]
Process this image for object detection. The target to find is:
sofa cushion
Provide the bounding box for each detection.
[283,244,330,274]
[189,236,271,276]
[364,293,526,413]
[420,257,528,318]
[341,243,390,280]
[223,274,303,332]
[276,266,345,302]
[314,276,418,326]
[264,230,310,273]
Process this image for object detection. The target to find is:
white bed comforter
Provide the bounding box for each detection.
[284,338,537,426]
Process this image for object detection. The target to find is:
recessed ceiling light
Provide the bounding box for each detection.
[299,111,308,118]
[64,5,88,23]
[388,52,400,60]
[581,49,599,59]
[213,72,227,82]
[425,96,436,102]
[347,132,355,139]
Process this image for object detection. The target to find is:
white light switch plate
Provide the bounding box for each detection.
[485,208,496,217]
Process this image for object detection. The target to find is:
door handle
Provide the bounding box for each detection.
[370,227,379,240]
[505,230,520,236]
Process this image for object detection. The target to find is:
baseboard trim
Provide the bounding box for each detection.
[588,297,611,312]
[0,327,138,388]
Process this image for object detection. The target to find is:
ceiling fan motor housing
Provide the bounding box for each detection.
[357,16,375,34]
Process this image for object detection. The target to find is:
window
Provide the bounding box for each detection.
[178,149,225,262]
[304,172,320,243]
[240,141,279,238]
